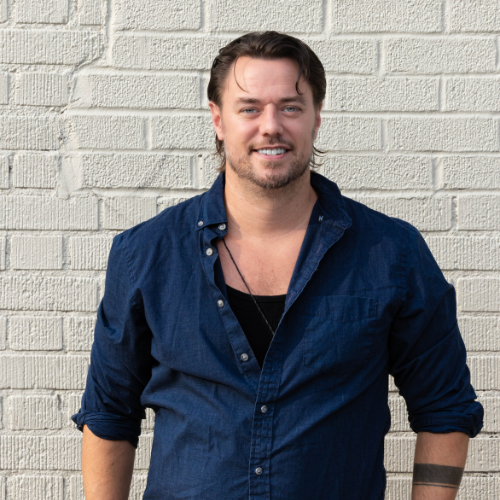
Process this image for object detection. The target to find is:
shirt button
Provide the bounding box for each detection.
[206,248,214,256]
[218,223,226,231]
[198,221,204,227]
[260,405,268,414]
[217,299,224,308]
[255,467,263,475]
[240,353,249,362]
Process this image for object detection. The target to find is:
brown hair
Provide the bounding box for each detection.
[207,31,326,171]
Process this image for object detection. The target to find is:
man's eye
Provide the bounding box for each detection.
[284,106,299,112]
[242,109,258,113]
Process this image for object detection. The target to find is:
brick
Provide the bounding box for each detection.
[0,355,89,389]
[210,0,322,33]
[424,236,500,271]
[446,77,500,112]
[350,196,452,231]
[468,356,500,389]
[8,476,63,500]
[0,155,7,189]
[307,39,377,74]
[323,155,431,190]
[388,395,409,432]
[386,476,500,500]
[152,115,213,150]
[199,153,221,189]
[135,436,152,470]
[0,116,61,150]
[457,196,500,230]
[316,117,381,151]
[0,237,5,271]
[116,0,200,30]
[0,30,103,64]
[480,397,500,433]
[459,279,500,313]
[9,316,63,350]
[66,393,83,422]
[385,437,500,472]
[157,196,193,213]
[0,316,5,350]
[142,408,155,431]
[66,115,145,150]
[75,153,192,188]
[11,235,63,270]
[386,37,496,74]
[14,72,68,106]
[327,76,438,112]
[0,277,97,312]
[73,74,199,109]
[442,156,500,189]
[450,0,500,32]
[15,0,68,23]
[387,118,498,152]
[0,72,8,104]
[78,0,105,25]
[332,0,441,33]
[458,316,500,352]
[7,395,62,430]
[0,0,6,22]
[112,35,225,70]
[12,152,58,188]
[0,436,81,470]
[64,317,95,351]
[0,196,98,230]
[70,236,112,270]
[103,197,157,230]
[69,474,147,500]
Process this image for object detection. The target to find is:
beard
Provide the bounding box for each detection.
[224,139,312,190]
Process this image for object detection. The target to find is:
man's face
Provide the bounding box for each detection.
[209,56,322,190]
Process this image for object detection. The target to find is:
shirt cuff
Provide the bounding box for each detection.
[409,401,484,438]
[71,409,142,448]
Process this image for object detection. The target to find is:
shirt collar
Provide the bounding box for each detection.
[195,170,352,231]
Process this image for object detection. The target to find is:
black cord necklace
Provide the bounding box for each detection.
[222,238,275,339]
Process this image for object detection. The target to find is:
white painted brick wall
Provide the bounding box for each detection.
[11,235,63,270]
[9,316,63,351]
[14,72,69,107]
[12,152,59,189]
[0,1,499,497]
[7,395,62,430]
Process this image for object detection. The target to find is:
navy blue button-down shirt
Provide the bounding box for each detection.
[73,172,483,500]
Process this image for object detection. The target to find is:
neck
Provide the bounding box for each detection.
[223,167,318,240]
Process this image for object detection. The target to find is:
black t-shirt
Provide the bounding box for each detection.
[226,285,286,369]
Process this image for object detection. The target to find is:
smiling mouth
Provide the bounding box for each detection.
[253,147,291,158]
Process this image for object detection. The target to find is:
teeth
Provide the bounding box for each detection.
[257,148,286,155]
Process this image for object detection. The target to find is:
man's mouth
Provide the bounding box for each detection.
[253,147,290,158]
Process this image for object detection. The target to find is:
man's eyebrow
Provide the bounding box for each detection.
[235,96,307,105]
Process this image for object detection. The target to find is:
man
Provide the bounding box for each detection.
[73,32,483,500]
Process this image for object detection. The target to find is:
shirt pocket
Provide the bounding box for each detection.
[302,295,378,375]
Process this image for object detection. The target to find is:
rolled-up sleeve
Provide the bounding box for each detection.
[71,233,153,448]
[389,224,483,437]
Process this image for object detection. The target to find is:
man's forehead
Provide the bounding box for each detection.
[223,56,310,102]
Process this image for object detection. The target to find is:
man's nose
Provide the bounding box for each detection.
[259,106,283,137]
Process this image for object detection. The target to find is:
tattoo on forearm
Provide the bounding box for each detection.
[413,464,464,490]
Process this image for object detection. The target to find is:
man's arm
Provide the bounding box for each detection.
[82,424,136,500]
[412,431,469,500]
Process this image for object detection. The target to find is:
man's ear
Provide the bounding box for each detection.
[313,102,323,141]
[209,101,224,141]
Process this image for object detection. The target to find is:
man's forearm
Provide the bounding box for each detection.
[82,424,136,500]
[411,431,469,500]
